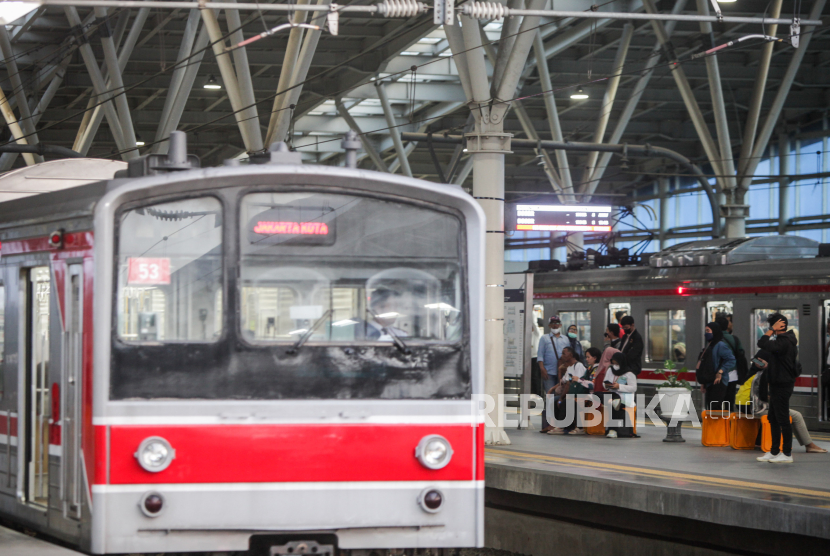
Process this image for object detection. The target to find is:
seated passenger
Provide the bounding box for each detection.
[603,352,638,438]
[547,346,584,435]
[595,346,620,394]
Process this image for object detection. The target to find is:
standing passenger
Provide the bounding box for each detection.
[756,313,798,463]
[605,323,623,349]
[619,316,644,375]
[537,315,571,432]
[567,324,586,363]
[717,315,747,405]
[530,318,543,397]
[696,322,736,411]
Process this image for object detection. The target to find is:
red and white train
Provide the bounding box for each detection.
[0,134,485,554]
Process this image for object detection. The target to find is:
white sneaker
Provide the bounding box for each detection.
[770,453,793,464]
[606,430,618,438]
[612,398,621,411]
[756,452,775,462]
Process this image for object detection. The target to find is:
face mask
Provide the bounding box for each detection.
[612,364,620,371]
[705,332,713,341]
[568,332,577,339]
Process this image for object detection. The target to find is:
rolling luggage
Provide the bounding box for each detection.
[701,410,731,447]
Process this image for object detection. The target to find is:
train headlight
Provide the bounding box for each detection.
[418,488,445,513]
[135,436,175,473]
[415,435,453,470]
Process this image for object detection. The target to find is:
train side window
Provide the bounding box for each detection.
[558,311,591,348]
[0,284,4,399]
[753,308,799,347]
[116,196,223,343]
[608,303,630,326]
[706,301,733,324]
[647,309,687,363]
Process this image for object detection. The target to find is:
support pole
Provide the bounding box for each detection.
[582,23,633,186]
[376,83,412,177]
[265,0,310,146]
[778,135,790,235]
[335,99,389,172]
[658,177,669,249]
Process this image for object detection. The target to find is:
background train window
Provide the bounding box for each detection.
[647,310,687,363]
[608,303,630,325]
[116,196,223,342]
[706,301,733,324]
[558,311,591,349]
[753,308,799,347]
[239,192,464,344]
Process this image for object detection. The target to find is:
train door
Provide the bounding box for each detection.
[607,302,630,326]
[24,266,50,506]
[821,300,830,422]
[61,265,82,519]
[705,301,733,325]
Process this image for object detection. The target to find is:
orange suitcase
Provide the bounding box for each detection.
[701,410,731,447]
[582,405,605,435]
[761,415,793,453]
[729,414,760,450]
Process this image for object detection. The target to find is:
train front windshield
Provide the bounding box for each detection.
[112,189,470,400]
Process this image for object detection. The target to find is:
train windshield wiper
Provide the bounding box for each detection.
[287,310,331,354]
[368,310,411,355]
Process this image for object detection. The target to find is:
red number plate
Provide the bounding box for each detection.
[127,257,171,285]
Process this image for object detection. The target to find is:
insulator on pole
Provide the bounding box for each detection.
[376,0,427,18]
[461,2,510,20]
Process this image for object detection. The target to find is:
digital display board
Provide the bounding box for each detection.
[248,205,336,246]
[514,204,613,232]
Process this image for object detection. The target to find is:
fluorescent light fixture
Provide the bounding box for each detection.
[288,328,308,335]
[332,319,358,327]
[425,303,459,312]
[203,75,221,89]
[135,140,145,146]
[570,88,589,100]
[717,0,737,2]
[0,1,40,26]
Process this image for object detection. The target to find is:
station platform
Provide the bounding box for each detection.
[484,421,830,556]
[0,525,84,556]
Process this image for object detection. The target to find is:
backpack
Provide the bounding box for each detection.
[723,335,750,384]
[696,346,717,385]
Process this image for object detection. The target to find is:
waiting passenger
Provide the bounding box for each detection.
[756,313,798,463]
[548,346,585,435]
[549,347,603,436]
[615,310,627,324]
[605,323,623,350]
[619,316,644,375]
[538,315,571,433]
[603,352,638,438]
[566,324,586,363]
[716,315,748,405]
[595,346,620,394]
[696,322,736,411]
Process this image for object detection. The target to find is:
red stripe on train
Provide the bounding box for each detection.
[0,231,94,256]
[534,284,830,299]
[104,424,478,485]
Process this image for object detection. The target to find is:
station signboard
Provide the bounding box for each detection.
[514,204,613,232]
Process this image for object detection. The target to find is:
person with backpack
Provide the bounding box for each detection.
[756,313,799,463]
[696,322,736,411]
[716,316,748,403]
[537,315,571,432]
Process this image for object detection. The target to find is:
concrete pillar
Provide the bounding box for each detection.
[778,135,790,235]
[658,178,669,250]
[468,121,511,445]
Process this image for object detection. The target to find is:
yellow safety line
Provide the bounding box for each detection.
[486,448,830,501]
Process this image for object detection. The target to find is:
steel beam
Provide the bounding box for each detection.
[741,0,828,190]
[442,22,475,103]
[376,83,412,177]
[0,86,35,165]
[778,135,790,235]
[582,23,633,186]
[225,0,263,148]
[95,6,138,149]
[533,31,574,201]
[265,0,310,146]
[738,0,783,177]
[459,15,491,123]
[512,99,565,197]
[492,0,525,94]
[271,0,326,147]
[0,27,43,163]
[335,99,389,172]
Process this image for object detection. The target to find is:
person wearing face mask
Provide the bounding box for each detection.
[566,324,586,363]
[618,316,644,375]
[603,352,638,438]
[537,315,572,432]
[696,322,736,411]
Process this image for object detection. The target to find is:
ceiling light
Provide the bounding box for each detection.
[0,2,41,26]
[716,0,737,2]
[135,134,145,146]
[570,88,589,100]
[203,75,221,89]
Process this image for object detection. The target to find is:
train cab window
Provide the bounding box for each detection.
[608,303,630,326]
[753,308,799,347]
[116,196,223,342]
[239,192,463,344]
[647,310,687,363]
[558,311,591,348]
[707,301,733,323]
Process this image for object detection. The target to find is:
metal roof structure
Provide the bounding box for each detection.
[1,0,828,202]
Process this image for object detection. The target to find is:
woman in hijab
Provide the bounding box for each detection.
[696,322,736,411]
[594,346,620,394]
[603,352,638,438]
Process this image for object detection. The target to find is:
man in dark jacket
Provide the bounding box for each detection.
[756,312,798,463]
[619,315,644,375]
